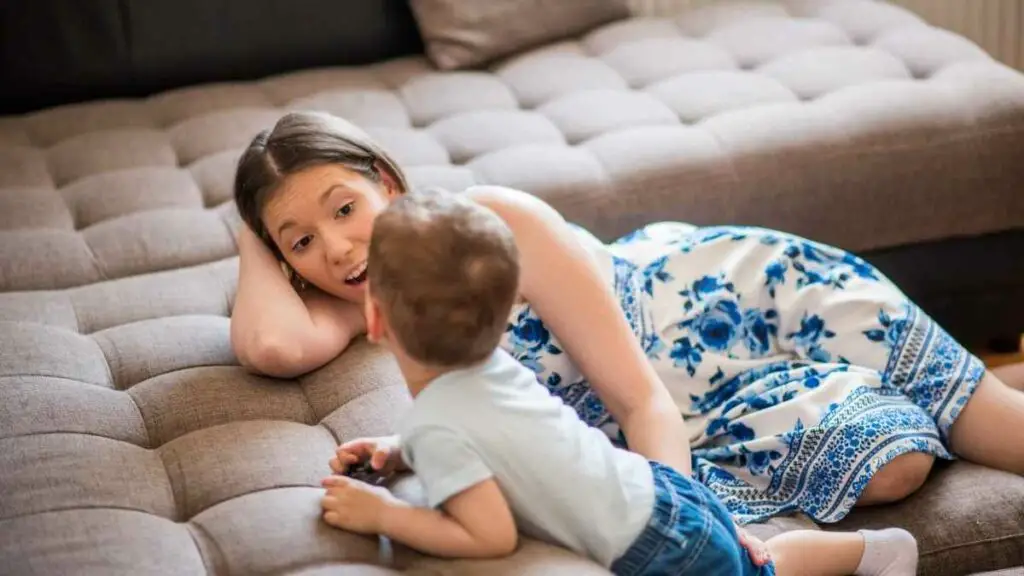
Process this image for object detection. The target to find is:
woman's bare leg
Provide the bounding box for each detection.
[948,371,1024,474]
[856,452,934,506]
[856,365,1024,506]
[992,362,1024,391]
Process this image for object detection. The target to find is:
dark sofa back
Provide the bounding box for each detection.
[0,0,425,115]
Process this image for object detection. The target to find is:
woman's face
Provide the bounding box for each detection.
[261,163,399,302]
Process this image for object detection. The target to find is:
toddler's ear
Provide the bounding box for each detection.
[364,290,385,344]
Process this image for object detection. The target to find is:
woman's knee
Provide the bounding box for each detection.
[858,452,935,506]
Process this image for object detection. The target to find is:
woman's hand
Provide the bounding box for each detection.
[330,435,407,476]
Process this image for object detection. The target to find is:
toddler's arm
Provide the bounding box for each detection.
[340,418,517,558]
[380,478,517,558]
[320,475,517,559]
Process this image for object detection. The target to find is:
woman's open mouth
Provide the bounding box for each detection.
[345,261,368,285]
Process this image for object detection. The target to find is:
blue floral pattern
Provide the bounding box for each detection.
[787,312,836,363]
[499,223,985,525]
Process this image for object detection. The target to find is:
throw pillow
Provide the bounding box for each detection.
[408,0,631,70]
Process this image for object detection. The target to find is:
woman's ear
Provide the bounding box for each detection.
[374,161,402,199]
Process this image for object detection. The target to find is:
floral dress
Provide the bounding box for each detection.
[499,222,985,525]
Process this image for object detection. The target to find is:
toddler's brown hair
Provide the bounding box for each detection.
[367,188,520,368]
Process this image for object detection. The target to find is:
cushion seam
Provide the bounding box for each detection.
[90,333,118,390]
[297,381,320,424]
[124,389,154,450]
[78,231,110,282]
[66,292,83,334]
[0,429,146,445]
[182,483,325,522]
[186,516,226,574]
[922,531,1024,556]
[0,503,169,523]
[0,373,113,387]
[299,373,407,425]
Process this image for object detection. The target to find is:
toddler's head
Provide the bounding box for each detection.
[364,188,520,369]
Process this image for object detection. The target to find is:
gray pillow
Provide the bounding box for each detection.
[408,0,631,70]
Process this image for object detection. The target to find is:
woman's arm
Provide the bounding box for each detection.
[467,186,693,476]
[230,226,364,378]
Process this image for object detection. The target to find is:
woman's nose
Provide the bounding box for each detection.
[324,234,354,265]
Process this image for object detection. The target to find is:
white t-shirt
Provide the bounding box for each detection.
[398,348,655,567]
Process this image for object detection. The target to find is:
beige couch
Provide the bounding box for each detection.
[2,0,1023,574]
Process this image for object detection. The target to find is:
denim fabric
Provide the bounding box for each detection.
[611,461,776,576]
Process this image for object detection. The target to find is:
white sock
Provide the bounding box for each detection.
[854,528,919,576]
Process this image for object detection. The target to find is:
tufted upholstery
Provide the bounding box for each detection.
[2,1,1024,574]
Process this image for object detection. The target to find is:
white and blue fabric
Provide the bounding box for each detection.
[499,222,985,525]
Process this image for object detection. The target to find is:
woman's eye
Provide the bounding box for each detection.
[336,201,355,217]
[292,236,312,252]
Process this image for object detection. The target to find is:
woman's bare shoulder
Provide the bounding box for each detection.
[461,184,525,204]
[462,185,564,229]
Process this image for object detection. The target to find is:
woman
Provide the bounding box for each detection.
[231,110,1024,526]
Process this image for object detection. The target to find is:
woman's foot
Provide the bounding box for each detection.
[854,528,918,576]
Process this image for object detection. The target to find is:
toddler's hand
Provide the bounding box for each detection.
[736,524,772,566]
[330,435,405,476]
[320,476,398,535]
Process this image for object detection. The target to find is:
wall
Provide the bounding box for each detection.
[629,0,1024,71]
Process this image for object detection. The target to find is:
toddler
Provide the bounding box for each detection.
[319,188,919,576]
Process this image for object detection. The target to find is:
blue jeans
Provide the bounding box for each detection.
[611,461,776,576]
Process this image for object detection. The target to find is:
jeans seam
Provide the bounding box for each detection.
[678,476,714,574]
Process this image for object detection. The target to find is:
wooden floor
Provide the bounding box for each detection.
[979,335,1024,368]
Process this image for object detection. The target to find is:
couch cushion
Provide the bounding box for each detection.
[829,461,1024,575]
[408,0,631,70]
[1,1,1017,260]
[2,0,1024,574]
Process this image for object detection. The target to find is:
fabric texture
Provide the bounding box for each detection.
[611,461,774,576]
[398,349,655,567]
[400,426,495,509]
[501,222,985,524]
[1,0,1024,574]
[0,0,425,115]
[408,0,630,69]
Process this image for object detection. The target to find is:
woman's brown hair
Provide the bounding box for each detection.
[233,111,410,287]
